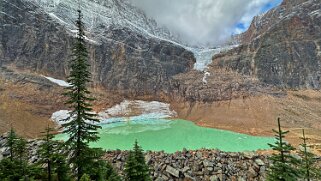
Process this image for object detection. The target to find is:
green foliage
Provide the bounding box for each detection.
[38,125,56,181]
[83,158,121,181]
[54,154,71,181]
[6,128,17,161]
[0,141,42,180]
[299,129,321,181]
[124,140,151,181]
[267,118,301,181]
[80,174,91,181]
[62,9,101,180]
[38,126,71,181]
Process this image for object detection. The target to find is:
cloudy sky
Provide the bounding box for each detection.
[130,0,282,46]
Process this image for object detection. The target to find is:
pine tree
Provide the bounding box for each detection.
[6,127,17,161]
[267,118,301,181]
[124,140,151,181]
[299,129,321,181]
[38,125,57,181]
[62,9,101,181]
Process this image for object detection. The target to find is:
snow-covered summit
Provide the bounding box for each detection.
[25,0,179,43]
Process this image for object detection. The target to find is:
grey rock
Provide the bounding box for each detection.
[210,175,219,181]
[0,0,195,98]
[203,160,214,167]
[166,165,180,178]
[255,159,265,166]
[248,167,258,178]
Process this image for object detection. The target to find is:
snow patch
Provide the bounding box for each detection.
[202,71,211,84]
[43,76,71,87]
[51,110,70,125]
[51,100,177,125]
[48,13,68,25]
[101,100,176,118]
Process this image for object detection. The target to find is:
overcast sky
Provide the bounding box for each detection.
[129,0,282,47]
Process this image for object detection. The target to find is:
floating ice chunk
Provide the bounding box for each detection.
[44,76,71,87]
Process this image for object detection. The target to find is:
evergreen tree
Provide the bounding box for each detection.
[62,9,101,180]
[267,118,301,181]
[54,154,71,181]
[80,174,91,181]
[38,125,57,181]
[299,129,321,181]
[124,140,151,181]
[14,137,28,176]
[6,127,17,161]
[0,135,42,180]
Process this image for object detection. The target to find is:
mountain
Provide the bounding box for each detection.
[169,0,321,137]
[23,0,179,43]
[0,0,195,97]
[1,0,321,139]
[224,0,321,89]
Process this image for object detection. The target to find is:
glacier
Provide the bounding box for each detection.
[51,100,177,125]
[23,0,238,71]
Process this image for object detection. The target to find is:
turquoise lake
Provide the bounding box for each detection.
[55,115,274,153]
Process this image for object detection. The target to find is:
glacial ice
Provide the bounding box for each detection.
[51,100,177,126]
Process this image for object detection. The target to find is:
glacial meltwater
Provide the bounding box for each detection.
[55,116,274,153]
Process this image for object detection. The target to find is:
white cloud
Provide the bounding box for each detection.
[130,0,279,47]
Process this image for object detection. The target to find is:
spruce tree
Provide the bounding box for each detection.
[299,129,321,181]
[54,154,71,181]
[14,137,28,176]
[80,174,91,181]
[6,127,17,161]
[267,118,301,181]
[38,125,57,181]
[124,140,151,181]
[62,9,101,180]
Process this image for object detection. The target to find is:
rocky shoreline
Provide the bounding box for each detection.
[105,149,269,181]
[0,134,270,181]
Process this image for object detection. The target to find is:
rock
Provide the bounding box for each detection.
[145,154,152,164]
[196,152,203,158]
[259,166,266,175]
[1,0,195,98]
[203,160,214,167]
[155,177,164,181]
[182,166,190,172]
[206,167,213,172]
[210,175,219,181]
[166,165,180,178]
[215,0,321,90]
[248,167,258,178]
[255,159,265,166]
[2,150,10,157]
[184,175,196,181]
[243,152,255,159]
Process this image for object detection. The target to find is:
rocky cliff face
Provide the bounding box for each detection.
[0,0,195,96]
[214,0,321,89]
